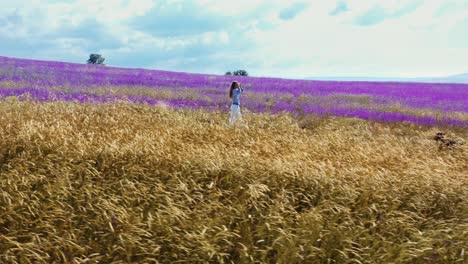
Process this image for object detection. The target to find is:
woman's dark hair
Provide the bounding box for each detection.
[229,81,239,99]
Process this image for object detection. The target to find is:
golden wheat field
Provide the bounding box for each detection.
[0,99,467,263]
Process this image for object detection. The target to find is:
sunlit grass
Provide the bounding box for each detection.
[0,99,466,263]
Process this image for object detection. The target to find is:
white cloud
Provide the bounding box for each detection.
[242,0,468,78]
[196,0,265,15]
[0,0,467,78]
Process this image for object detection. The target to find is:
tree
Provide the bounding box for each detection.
[87,54,105,65]
[233,70,248,76]
[225,70,248,76]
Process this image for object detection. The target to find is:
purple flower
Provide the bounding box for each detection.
[1,55,467,127]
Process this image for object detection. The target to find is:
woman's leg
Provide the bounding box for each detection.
[229,105,236,126]
[229,105,240,126]
[237,108,242,123]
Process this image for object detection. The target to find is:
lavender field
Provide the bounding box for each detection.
[1,56,467,127]
[1,55,467,263]
[3,0,468,261]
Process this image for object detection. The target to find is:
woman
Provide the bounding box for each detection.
[228,81,244,126]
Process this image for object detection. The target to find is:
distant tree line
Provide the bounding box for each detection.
[225,70,248,76]
[86,54,249,77]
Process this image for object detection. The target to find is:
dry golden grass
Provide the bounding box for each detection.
[0,99,467,263]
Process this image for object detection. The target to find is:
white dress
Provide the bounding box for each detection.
[229,88,243,125]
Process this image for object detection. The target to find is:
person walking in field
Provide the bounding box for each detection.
[229,81,244,126]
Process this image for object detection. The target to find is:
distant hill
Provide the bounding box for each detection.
[306,73,468,84]
[441,73,468,83]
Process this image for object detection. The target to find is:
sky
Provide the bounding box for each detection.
[0,0,467,79]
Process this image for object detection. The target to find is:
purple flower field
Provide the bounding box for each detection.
[1,56,467,127]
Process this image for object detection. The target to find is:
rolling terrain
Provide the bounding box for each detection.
[0,56,467,263]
